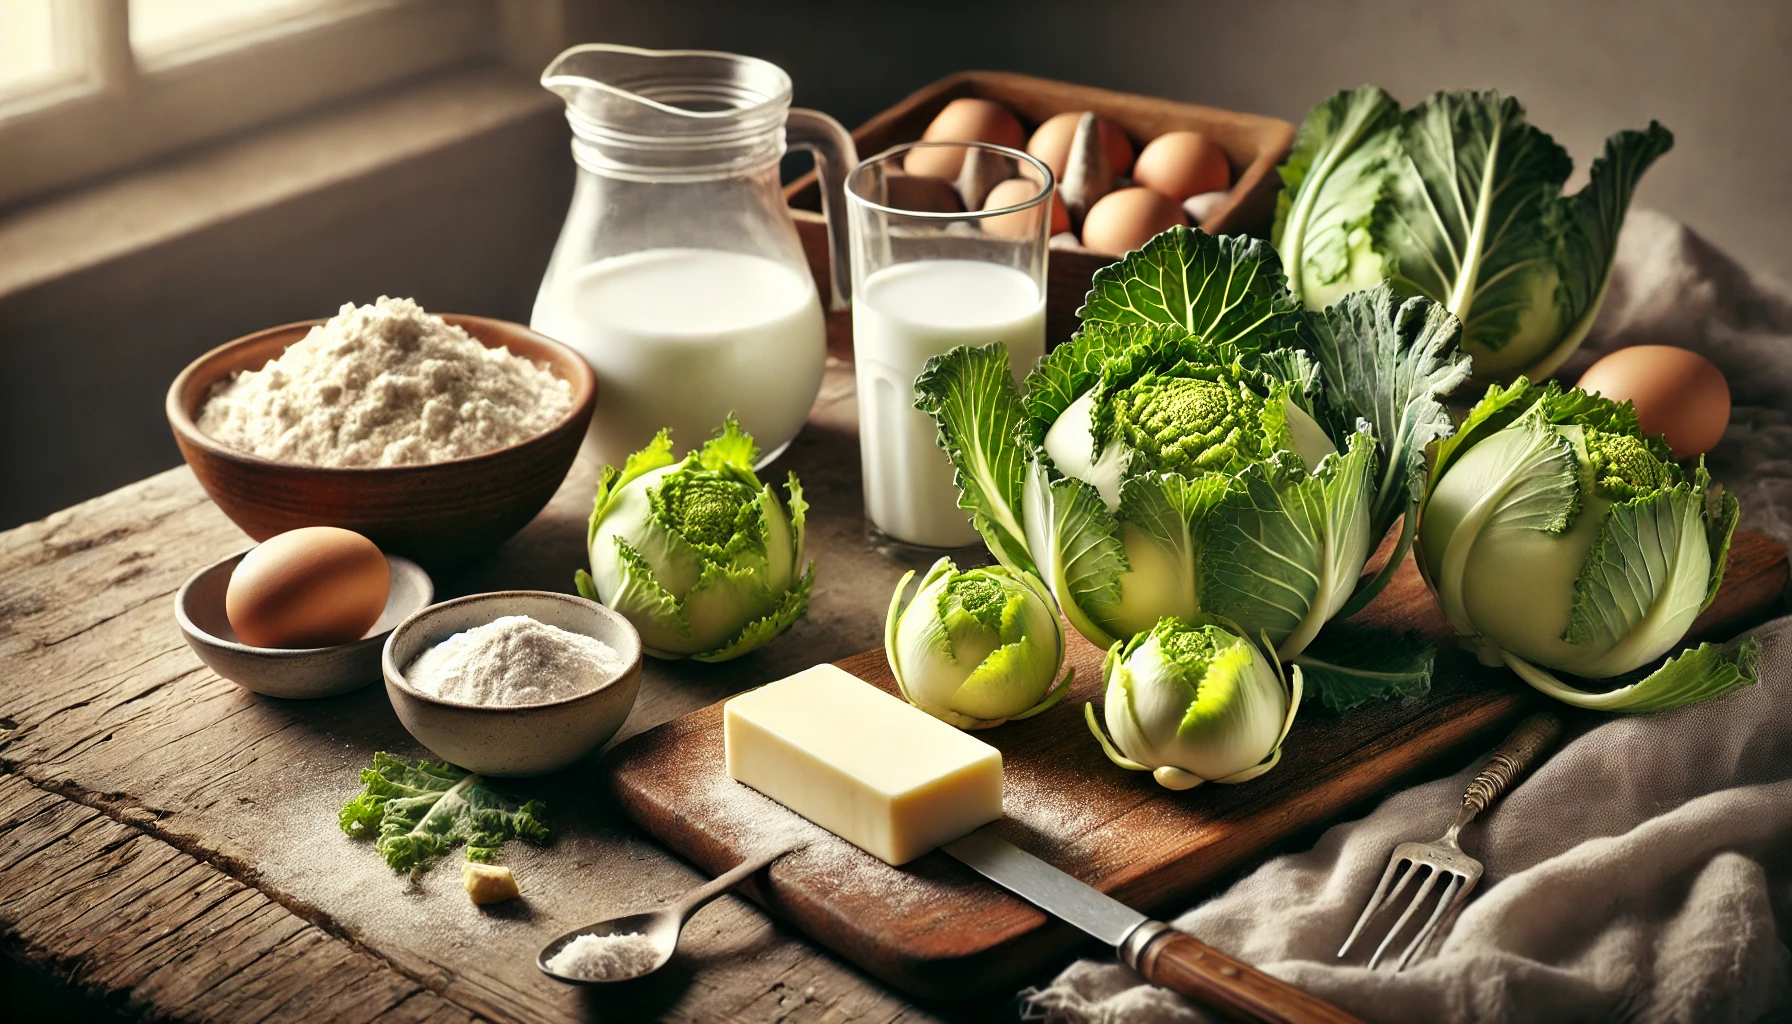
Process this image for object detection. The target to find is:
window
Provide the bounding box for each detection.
[128,0,365,65]
[0,2,79,102]
[0,0,547,208]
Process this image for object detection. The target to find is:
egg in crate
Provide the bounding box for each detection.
[1080,187,1186,257]
[1132,130,1231,201]
[981,177,1069,239]
[904,99,1026,179]
[1575,345,1730,458]
[1026,111,1134,177]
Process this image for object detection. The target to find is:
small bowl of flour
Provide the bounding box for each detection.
[167,301,598,566]
[382,591,643,776]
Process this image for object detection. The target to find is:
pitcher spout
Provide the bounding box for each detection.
[541,43,792,134]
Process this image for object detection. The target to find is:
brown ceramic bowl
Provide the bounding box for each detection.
[167,314,596,568]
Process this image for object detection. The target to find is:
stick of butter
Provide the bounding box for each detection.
[724,664,1003,865]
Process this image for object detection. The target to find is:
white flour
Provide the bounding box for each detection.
[405,615,627,706]
[544,932,661,981]
[198,296,573,467]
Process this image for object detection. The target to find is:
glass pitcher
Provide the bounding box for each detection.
[531,44,856,468]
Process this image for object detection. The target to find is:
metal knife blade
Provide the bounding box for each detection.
[941,826,1146,948]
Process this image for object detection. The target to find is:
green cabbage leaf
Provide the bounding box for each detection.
[339,752,548,872]
[1275,86,1673,382]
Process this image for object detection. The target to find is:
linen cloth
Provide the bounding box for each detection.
[1022,212,1792,1024]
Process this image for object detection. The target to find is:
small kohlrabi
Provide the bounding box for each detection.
[576,417,812,662]
[1275,86,1672,383]
[1086,617,1301,790]
[916,227,1470,710]
[885,558,1072,729]
[1417,379,1755,711]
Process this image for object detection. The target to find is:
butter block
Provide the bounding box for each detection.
[724,664,1003,865]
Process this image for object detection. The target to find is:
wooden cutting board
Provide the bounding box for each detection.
[604,532,1787,999]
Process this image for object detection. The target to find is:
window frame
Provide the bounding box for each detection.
[0,0,525,208]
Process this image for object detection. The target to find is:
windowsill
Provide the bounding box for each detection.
[0,60,557,301]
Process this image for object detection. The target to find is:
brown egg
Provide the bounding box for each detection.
[981,177,1069,239]
[1026,111,1135,178]
[226,527,390,648]
[1080,187,1186,257]
[904,99,1026,179]
[1576,346,1730,458]
[881,172,965,214]
[1132,131,1231,202]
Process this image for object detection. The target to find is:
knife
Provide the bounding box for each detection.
[942,828,1363,1024]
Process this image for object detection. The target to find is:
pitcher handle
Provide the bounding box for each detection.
[786,108,857,311]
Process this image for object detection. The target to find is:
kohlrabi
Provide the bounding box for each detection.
[1417,379,1755,711]
[1275,86,1672,383]
[916,227,1470,709]
[576,418,812,661]
[1025,333,1374,658]
[1085,617,1301,790]
[885,558,1071,729]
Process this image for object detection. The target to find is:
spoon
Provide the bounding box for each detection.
[538,842,797,984]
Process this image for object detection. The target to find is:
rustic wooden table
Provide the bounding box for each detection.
[13,355,1782,1024]
[0,363,1002,1024]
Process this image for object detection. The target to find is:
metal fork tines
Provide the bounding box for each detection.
[1338,711,1563,970]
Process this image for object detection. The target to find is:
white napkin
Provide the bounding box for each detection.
[1024,618,1792,1024]
[1021,214,1792,1023]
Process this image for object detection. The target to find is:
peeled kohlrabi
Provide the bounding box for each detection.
[885,558,1072,729]
[575,418,812,661]
[1417,379,1755,711]
[1085,617,1301,790]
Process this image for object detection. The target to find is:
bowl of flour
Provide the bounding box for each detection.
[167,299,597,567]
[382,590,643,776]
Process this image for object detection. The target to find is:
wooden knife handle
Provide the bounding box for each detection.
[1121,922,1364,1024]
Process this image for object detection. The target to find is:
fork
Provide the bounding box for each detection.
[1338,710,1564,971]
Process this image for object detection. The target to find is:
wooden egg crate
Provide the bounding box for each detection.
[784,70,1297,354]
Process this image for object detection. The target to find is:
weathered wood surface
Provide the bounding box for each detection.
[0,365,959,1023]
[3,356,1785,1023]
[606,531,1788,999]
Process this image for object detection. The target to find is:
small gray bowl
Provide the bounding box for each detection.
[382,591,643,777]
[176,549,434,699]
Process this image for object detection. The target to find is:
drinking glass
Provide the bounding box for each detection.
[846,141,1054,557]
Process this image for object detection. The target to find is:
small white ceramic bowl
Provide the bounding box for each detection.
[381,591,643,777]
[176,549,434,698]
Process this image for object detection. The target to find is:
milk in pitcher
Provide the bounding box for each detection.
[533,247,827,467]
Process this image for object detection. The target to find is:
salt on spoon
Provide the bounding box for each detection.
[538,842,800,984]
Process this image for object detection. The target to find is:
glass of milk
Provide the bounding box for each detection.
[846,142,1054,556]
[529,45,857,469]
